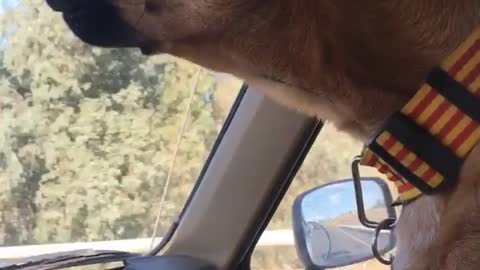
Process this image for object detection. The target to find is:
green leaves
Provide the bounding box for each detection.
[0,0,241,247]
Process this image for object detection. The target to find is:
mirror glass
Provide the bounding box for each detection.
[294,178,395,269]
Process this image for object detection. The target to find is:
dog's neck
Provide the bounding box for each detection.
[146,0,480,140]
[220,0,480,140]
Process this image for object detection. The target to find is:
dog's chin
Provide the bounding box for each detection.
[48,0,147,49]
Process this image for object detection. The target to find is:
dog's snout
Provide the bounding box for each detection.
[46,0,69,12]
[45,0,150,48]
[46,0,95,13]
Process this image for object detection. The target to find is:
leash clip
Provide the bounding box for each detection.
[352,155,397,266]
[372,218,396,265]
[351,156,381,229]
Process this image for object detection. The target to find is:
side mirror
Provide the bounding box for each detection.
[292,177,397,269]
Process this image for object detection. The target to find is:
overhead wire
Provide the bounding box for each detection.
[148,67,203,251]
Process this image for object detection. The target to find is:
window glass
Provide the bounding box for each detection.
[251,123,394,270]
[0,0,242,254]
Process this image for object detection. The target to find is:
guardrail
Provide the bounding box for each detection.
[0,229,386,270]
[0,230,295,259]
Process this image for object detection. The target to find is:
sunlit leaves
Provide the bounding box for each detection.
[0,0,241,246]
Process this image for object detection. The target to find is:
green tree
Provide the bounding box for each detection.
[0,0,240,246]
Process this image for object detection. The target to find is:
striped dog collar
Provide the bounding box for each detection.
[360,27,480,204]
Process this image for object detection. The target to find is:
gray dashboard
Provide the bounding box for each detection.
[124,255,218,270]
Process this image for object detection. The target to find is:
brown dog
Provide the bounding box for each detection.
[46,0,480,269]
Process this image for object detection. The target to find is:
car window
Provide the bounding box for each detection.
[251,123,393,270]
[0,0,241,255]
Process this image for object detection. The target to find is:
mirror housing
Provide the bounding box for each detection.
[292,177,396,269]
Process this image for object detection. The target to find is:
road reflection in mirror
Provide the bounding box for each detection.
[293,179,395,269]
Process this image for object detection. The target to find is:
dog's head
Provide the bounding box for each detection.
[45,0,260,63]
[46,0,317,113]
[46,0,480,138]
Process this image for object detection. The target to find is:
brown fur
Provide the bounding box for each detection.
[123,1,478,138]
[51,0,480,269]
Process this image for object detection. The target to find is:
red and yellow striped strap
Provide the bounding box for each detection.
[360,27,480,204]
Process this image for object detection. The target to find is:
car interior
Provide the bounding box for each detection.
[0,1,399,270]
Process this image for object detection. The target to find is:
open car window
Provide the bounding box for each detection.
[0,0,242,259]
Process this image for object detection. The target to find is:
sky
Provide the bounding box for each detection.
[0,0,20,48]
[301,180,385,223]
[0,0,19,14]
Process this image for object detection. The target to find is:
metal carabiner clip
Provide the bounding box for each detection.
[372,218,396,265]
[352,155,398,266]
[351,156,382,229]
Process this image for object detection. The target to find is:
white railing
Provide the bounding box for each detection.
[0,230,295,259]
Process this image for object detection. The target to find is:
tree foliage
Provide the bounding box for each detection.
[0,0,241,246]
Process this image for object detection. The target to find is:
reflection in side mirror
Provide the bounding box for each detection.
[292,178,396,269]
